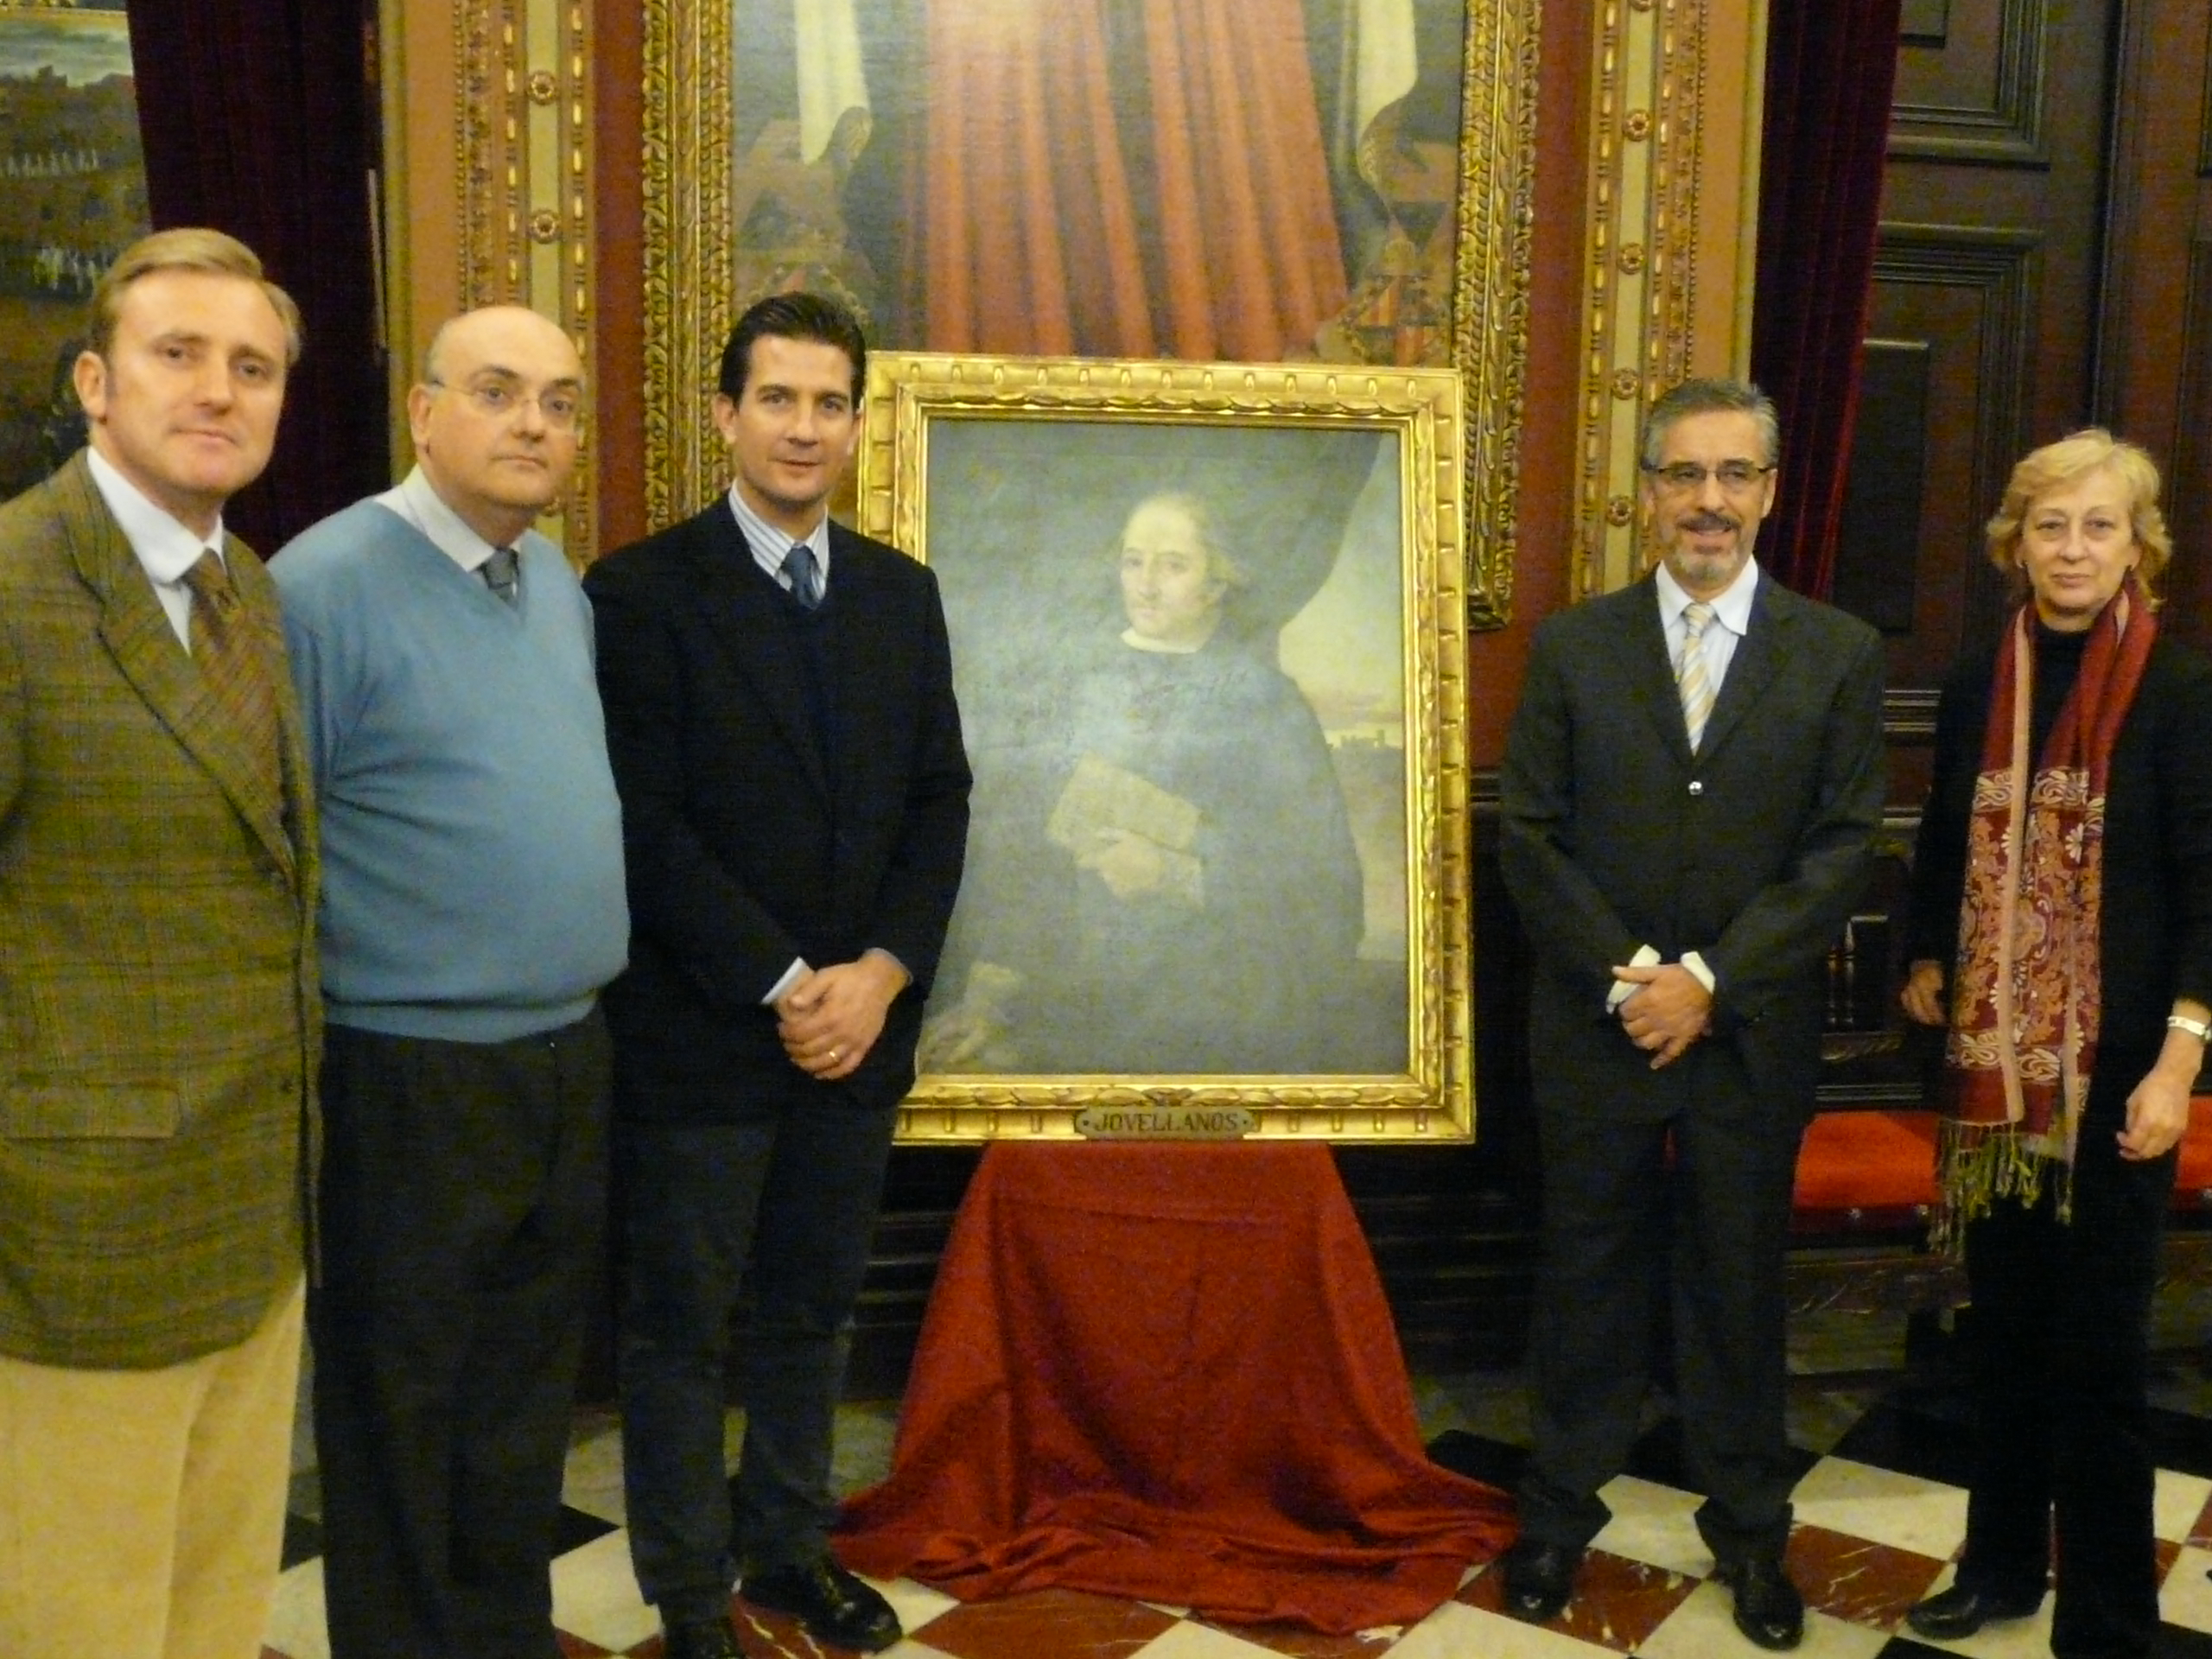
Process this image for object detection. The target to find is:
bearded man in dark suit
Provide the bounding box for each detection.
[584,292,970,1659]
[0,228,318,1657]
[1497,378,1886,1651]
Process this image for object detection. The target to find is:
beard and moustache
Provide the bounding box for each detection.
[1663,508,1753,590]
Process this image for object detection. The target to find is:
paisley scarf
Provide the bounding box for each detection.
[1934,576,2153,1249]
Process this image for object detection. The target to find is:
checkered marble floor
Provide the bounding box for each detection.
[257,1313,2212,1658]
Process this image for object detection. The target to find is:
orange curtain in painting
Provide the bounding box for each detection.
[901,0,1349,360]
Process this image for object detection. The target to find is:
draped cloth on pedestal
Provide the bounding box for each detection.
[837,1142,1513,1634]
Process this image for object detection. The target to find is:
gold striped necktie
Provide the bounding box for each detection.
[1677,600,1717,753]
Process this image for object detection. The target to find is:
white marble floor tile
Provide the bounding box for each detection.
[2161,1542,2212,1634]
[1790,1455,1970,1559]
[872,1571,962,1643]
[2156,1469,2212,1543]
[263,1558,330,1659]
[548,1528,658,1654]
[1639,1580,1891,1659]
[1130,1618,1310,1656]
[1379,1600,1611,1658]
[1591,1473,1711,1576]
[561,1406,628,1525]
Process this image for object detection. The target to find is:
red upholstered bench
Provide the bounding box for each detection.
[1791,1109,1941,1232]
[1786,1098,2212,1316]
[2176,1096,2212,1207]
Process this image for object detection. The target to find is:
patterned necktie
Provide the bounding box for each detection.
[783,543,823,609]
[482,545,520,605]
[1676,600,1718,753]
[181,550,283,802]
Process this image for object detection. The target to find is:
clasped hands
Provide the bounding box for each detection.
[1612,961,1713,1070]
[775,949,908,1082]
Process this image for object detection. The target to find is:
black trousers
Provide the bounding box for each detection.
[1955,1093,2176,1659]
[1521,1040,1807,1565]
[308,1010,610,1659]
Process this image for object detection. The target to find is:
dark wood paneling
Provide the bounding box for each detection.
[1890,0,2047,163]
[1833,340,1931,636]
[1853,226,2041,686]
[2094,0,2212,649]
[1900,0,1952,48]
[2170,239,2212,649]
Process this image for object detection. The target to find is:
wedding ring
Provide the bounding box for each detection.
[829,1047,842,1063]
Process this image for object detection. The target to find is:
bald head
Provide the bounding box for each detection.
[409,306,585,549]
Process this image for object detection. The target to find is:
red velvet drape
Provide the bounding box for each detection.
[124,0,387,555]
[840,1144,1515,1632]
[903,0,1348,359]
[1749,0,1902,601]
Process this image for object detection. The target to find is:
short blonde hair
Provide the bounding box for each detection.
[1986,428,2171,607]
[87,228,303,365]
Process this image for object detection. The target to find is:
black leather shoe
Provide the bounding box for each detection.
[1498,1538,1581,1623]
[740,1557,902,1653]
[659,1612,742,1659]
[1715,1552,1805,1650]
[1904,1582,2044,1640]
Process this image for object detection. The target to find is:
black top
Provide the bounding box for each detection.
[1907,624,2212,1091]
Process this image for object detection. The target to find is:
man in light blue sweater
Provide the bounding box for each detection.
[273,306,628,1659]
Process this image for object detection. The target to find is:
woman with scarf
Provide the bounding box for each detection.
[1900,429,2212,1657]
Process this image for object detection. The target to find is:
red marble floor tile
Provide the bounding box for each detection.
[730,1595,897,1657]
[907,1587,1183,1659]
[1187,1612,1404,1656]
[2158,1536,2185,1584]
[1785,1524,1947,1629]
[556,1632,620,1657]
[2193,1491,2212,1551]
[1457,1548,1697,1654]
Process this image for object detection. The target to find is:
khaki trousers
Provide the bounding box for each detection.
[0,1274,305,1659]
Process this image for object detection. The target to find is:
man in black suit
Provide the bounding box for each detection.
[584,293,970,1659]
[1497,378,1885,1650]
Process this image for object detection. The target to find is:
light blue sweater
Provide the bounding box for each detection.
[274,500,628,1041]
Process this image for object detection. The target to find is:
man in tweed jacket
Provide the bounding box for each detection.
[0,230,320,1658]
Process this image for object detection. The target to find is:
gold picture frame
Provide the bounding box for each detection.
[861,353,1472,1142]
[640,0,1537,626]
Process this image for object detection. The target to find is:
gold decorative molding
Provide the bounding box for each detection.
[639,0,733,536]
[1450,0,1542,629]
[1576,0,1766,598]
[385,0,596,559]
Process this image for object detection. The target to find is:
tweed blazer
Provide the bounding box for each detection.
[0,451,320,1369]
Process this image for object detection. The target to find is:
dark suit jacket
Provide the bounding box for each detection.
[1500,569,1886,1122]
[0,450,320,1368]
[584,502,971,1119]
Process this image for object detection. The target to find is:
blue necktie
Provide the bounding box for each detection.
[783,544,822,609]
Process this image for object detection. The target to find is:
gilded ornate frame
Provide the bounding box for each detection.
[641,0,1538,627]
[1574,0,1768,600]
[861,354,1472,1143]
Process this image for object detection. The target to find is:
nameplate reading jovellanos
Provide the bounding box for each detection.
[1074,1106,1256,1141]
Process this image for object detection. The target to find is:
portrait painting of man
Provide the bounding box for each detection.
[917,419,1411,1079]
